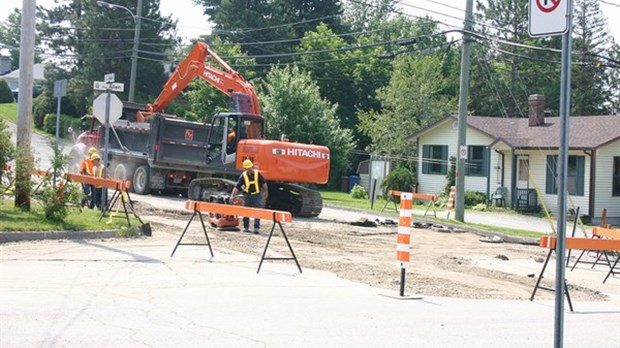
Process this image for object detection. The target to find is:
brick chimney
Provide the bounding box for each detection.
[528,94,545,127]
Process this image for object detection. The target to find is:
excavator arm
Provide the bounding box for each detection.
[137,42,261,122]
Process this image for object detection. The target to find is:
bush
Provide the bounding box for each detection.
[350,184,368,199]
[464,190,487,207]
[380,166,415,202]
[0,80,14,103]
[33,92,55,129]
[41,141,82,222]
[0,119,15,178]
[43,113,76,137]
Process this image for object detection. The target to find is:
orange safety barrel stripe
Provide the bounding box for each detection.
[539,235,620,252]
[396,192,413,268]
[184,200,292,222]
[446,186,456,210]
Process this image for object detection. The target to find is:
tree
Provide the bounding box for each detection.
[0,9,42,70]
[571,0,614,115]
[343,0,396,32]
[39,0,178,115]
[358,54,456,162]
[258,65,355,186]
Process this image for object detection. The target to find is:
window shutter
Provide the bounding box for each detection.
[576,156,585,196]
[422,145,429,174]
[545,155,556,194]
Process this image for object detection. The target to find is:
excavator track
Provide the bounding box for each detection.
[188,177,237,202]
[267,183,323,217]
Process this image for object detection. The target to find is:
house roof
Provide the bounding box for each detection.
[0,63,45,80]
[409,115,620,150]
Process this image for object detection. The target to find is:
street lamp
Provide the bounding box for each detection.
[96,0,142,102]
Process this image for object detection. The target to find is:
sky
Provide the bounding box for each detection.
[1,0,619,49]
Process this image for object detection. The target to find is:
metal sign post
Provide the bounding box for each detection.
[529,1,573,347]
[52,79,67,184]
[93,76,124,213]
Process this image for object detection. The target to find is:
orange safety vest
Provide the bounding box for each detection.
[242,170,260,195]
[94,166,104,188]
[79,158,94,175]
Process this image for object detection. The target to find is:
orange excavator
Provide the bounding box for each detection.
[78,42,330,217]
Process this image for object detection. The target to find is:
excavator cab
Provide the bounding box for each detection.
[206,113,264,168]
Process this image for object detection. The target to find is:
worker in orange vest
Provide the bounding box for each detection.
[79,147,97,207]
[89,153,106,209]
[230,159,268,234]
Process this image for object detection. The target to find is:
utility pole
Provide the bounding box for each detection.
[455,0,474,222]
[14,0,36,210]
[129,0,142,102]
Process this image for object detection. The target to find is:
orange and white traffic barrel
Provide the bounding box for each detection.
[446,186,456,219]
[397,192,412,268]
[396,192,413,296]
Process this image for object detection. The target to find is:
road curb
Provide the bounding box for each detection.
[0,230,118,244]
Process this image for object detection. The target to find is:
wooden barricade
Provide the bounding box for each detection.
[569,227,620,283]
[530,234,620,311]
[66,173,140,228]
[173,200,300,273]
[382,190,438,217]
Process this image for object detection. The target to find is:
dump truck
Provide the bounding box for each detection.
[73,42,330,217]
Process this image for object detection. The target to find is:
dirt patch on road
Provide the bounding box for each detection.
[134,201,612,302]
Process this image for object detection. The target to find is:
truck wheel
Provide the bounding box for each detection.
[113,163,131,181]
[133,165,151,195]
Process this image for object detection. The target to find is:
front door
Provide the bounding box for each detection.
[517,156,530,189]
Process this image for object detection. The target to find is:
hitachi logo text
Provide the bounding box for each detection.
[202,71,223,85]
[287,148,326,159]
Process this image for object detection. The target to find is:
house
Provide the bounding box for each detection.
[0,56,11,75]
[408,95,620,225]
[0,63,45,98]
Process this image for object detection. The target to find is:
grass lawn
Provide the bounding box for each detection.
[0,102,18,123]
[320,189,543,238]
[0,198,142,232]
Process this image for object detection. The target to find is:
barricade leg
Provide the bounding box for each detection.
[99,189,119,221]
[530,249,574,312]
[602,254,619,283]
[171,211,214,258]
[257,219,302,274]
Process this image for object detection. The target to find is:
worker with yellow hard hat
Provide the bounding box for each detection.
[79,147,98,208]
[89,152,105,209]
[230,159,268,234]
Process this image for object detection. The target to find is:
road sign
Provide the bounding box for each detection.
[53,79,67,98]
[104,73,115,82]
[459,145,468,160]
[529,0,569,37]
[93,81,125,92]
[93,93,123,124]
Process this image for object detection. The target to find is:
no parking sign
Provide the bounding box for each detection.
[529,0,569,37]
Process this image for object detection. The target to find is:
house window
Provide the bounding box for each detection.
[465,145,488,177]
[545,155,585,196]
[422,145,448,175]
[613,157,620,196]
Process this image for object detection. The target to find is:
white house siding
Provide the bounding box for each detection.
[417,120,497,198]
[514,149,591,217]
[594,140,620,221]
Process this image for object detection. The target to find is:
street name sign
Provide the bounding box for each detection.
[93,81,125,92]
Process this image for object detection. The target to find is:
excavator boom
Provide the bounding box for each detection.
[137,42,260,122]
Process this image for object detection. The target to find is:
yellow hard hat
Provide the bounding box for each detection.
[90,153,101,161]
[242,159,253,169]
[88,147,97,154]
